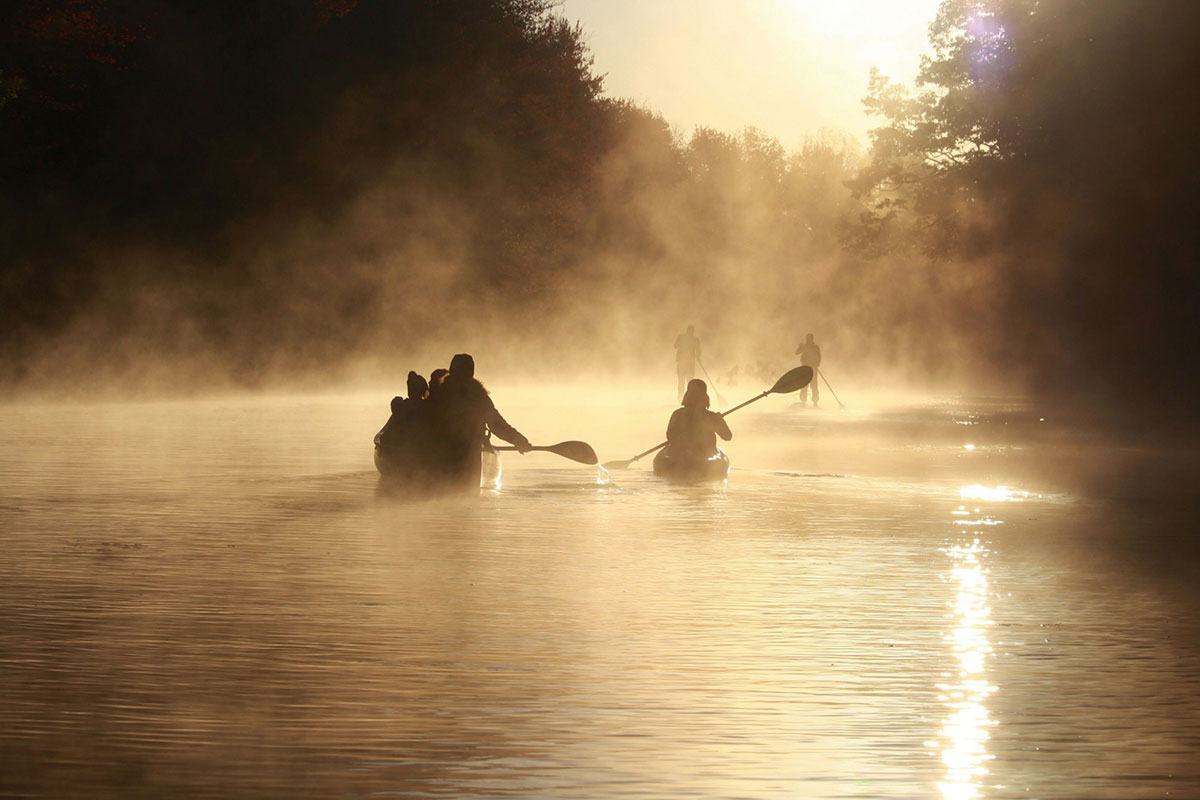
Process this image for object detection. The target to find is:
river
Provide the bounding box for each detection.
[1,385,1198,799]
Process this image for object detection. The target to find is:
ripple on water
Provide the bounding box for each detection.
[1,396,1199,798]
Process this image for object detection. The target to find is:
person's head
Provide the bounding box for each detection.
[681,378,709,409]
[390,396,404,415]
[686,325,695,336]
[449,353,475,381]
[805,333,814,344]
[406,371,428,401]
[427,368,449,396]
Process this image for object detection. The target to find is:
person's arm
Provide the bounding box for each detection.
[795,343,802,355]
[485,405,532,452]
[814,347,822,368]
[712,411,732,441]
[666,408,683,443]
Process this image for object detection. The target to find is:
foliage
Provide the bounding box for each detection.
[4,0,1196,423]
[852,0,1200,420]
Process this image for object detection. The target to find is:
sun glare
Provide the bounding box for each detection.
[778,0,942,77]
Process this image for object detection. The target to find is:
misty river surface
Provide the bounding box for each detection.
[2,387,1198,799]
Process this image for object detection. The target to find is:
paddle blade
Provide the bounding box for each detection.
[601,457,636,470]
[769,366,814,395]
[544,440,598,465]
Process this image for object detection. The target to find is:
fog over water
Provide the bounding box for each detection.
[1,0,1197,423]
[2,389,1199,798]
[2,0,1199,797]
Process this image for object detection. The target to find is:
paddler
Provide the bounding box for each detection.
[377,371,429,449]
[665,378,731,459]
[429,353,532,485]
[794,333,822,407]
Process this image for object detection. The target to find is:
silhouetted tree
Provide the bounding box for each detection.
[850,0,1200,421]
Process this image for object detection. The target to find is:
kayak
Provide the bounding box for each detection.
[374,433,502,492]
[652,446,730,482]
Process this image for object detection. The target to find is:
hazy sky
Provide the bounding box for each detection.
[558,0,943,148]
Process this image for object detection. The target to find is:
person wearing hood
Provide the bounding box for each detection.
[377,371,430,449]
[665,378,731,458]
[429,353,532,484]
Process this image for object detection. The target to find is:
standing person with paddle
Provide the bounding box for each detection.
[795,333,822,407]
[674,325,701,402]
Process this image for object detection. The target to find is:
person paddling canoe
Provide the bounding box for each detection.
[428,353,532,486]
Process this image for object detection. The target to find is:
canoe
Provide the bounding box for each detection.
[652,446,730,482]
[374,433,502,492]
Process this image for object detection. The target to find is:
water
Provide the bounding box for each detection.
[2,388,1198,798]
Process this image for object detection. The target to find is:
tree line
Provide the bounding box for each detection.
[1,0,1196,425]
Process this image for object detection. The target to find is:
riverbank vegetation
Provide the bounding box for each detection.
[2,0,1196,426]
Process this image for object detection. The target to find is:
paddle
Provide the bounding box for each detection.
[493,440,598,465]
[602,365,814,470]
[816,368,847,411]
[696,358,728,408]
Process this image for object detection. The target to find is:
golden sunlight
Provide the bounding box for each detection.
[778,0,944,77]
[959,485,1032,503]
[936,537,998,800]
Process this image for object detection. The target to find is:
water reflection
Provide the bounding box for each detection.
[959,484,1034,503]
[936,502,998,800]
[5,397,1200,797]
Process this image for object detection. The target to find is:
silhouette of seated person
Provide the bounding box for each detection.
[666,379,732,459]
[377,371,429,450]
[428,368,448,395]
[428,353,531,484]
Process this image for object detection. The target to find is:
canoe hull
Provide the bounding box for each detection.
[652,446,730,482]
[374,443,501,493]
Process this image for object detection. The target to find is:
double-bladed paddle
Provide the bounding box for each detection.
[493,440,598,465]
[601,365,814,470]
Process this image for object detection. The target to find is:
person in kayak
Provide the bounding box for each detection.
[665,378,732,458]
[794,332,822,407]
[428,353,532,484]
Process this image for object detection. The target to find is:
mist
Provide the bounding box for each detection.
[1,0,1197,431]
[6,4,1200,796]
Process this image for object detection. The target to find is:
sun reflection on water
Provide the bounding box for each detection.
[935,526,998,799]
[959,484,1034,503]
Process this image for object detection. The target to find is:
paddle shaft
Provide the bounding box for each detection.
[493,440,599,465]
[696,358,728,407]
[721,390,769,417]
[816,368,845,408]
